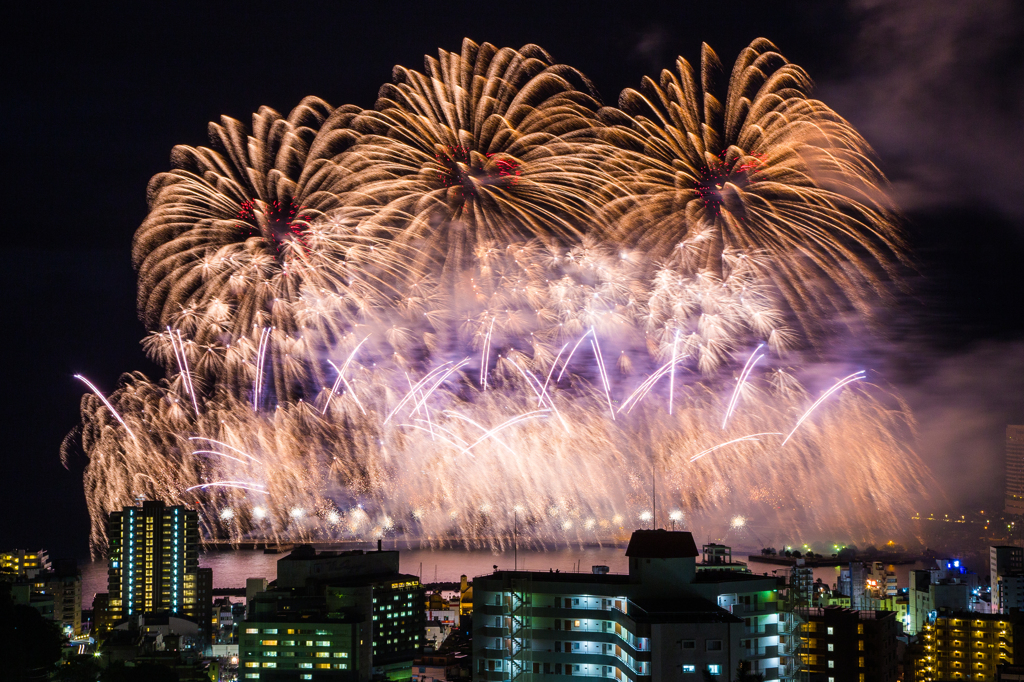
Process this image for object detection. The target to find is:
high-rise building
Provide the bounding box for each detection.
[106,500,200,624]
[1006,426,1024,514]
[991,546,1024,614]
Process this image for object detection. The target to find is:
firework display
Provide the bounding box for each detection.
[73,39,930,554]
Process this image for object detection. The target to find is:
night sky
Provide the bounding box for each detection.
[4,0,1023,559]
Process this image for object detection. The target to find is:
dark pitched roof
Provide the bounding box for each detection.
[625,530,698,559]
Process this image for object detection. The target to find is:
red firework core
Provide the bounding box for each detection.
[695,152,765,215]
[237,197,308,255]
[435,146,522,197]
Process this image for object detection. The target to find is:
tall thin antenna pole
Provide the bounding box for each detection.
[653,459,657,530]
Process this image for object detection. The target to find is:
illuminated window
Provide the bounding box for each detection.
[828,644,834,651]
[260,640,277,647]
[828,661,834,668]
[333,652,348,658]
[316,652,329,658]
[264,629,278,634]
[245,662,258,668]
[707,665,721,676]
[682,665,695,673]
[316,640,331,646]
[262,662,276,668]
[299,663,313,669]
[827,627,834,635]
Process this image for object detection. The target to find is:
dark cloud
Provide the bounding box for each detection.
[895,340,1024,510]
[820,0,1024,219]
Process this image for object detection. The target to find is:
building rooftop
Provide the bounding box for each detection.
[477,570,634,585]
[631,596,743,624]
[279,545,399,561]
[625,529,699,559]
[692,570,780,585]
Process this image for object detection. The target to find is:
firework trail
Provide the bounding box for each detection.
[73,38,930,555]
[723,344,765,428]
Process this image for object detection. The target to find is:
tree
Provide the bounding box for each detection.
[52,655,102,682]
[101,661,180,682]
[0,591,64,681]
[837,546,858,562]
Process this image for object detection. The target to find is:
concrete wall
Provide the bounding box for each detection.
[649,620,742,679]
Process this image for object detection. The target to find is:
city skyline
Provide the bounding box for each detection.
[3,0,1024,558]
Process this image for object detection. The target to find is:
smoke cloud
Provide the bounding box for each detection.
[821,0,1024,219]
[894,341,1024,510]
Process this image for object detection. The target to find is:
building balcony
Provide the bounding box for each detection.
[744,623,778,636]
[728,601,779,617]
[744,645,779,659]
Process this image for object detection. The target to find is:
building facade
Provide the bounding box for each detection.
[106,500,200,624]
[472,530,800,682]
[991,546,1024,614]
[910,612,1023,681]
[0,549,50,578]
[93,592,115,639]
[796,607,899,682]
[241,617,362,681]
[1000,574,1024,614]
[36,559,82,636]
[240,545,426,681]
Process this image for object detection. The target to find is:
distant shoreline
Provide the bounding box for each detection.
[748,554,921,567]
